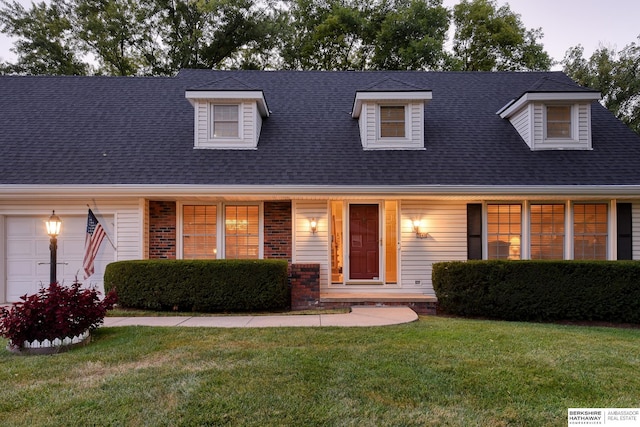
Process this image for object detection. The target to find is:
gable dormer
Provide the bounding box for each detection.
[185,77,269,150]
[352,78,432,150]
[498,76,600,151]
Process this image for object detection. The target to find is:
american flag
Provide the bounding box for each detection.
[83,209,106,279]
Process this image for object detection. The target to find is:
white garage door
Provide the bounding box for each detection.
[5,215,114,302]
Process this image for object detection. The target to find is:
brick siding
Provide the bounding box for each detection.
[263,201,292,261]
[148,201,176,259]
[290,263,320,310]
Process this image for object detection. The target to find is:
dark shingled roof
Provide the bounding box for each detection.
[1,69,639,187]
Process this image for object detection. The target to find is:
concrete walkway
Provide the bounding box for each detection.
[103,306,418,328]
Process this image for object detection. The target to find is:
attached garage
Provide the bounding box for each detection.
[4,215,114,303]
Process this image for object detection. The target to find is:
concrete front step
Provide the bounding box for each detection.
[319,293,437,315]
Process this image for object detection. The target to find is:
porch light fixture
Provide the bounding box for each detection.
[310,218,318,234]
[413,219,428,239]
[45,210,62,284]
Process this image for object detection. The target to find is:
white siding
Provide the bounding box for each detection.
[364,103,376,145]
[532,103,544,146]
[196,101,208,144]
[115,209,144,261]
[292,201,329,287]
[358,101,425,150]
[409,102,423,144]
[400,201,467,296]
[511,105,532,148]
[509,102,593,151]
[577,103,591,145]
[633,202,640,260]
[193,100,261,149]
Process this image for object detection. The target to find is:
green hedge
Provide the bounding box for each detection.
[104,259,289,312]
[432,260,640,323]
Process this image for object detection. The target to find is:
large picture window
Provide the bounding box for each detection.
[182,204,260,260]
[574,203,607,260]
[530,204,565,259]
[487,204,521,260]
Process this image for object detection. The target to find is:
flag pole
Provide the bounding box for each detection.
[87,204,117,250]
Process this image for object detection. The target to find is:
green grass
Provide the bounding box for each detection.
[1,317,639,426]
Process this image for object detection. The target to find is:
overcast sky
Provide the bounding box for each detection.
[1,0,639,69]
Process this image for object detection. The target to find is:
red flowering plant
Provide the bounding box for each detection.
[0,281,117,350]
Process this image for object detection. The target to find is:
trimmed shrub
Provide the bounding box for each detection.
[0,282,117,349]
[104,259,289,312]
[432,260,640,323]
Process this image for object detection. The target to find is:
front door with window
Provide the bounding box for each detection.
[349,204,379,280]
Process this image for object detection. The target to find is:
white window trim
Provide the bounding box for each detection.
[377,104,409,142]
[177,201,263,260]
[543,103,578,143]
[482,200,614,261]
[208,102,243,142]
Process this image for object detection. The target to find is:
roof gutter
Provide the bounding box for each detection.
[0,184,639,200]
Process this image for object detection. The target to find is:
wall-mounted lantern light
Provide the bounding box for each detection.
[45,210,62,284]
[413,219,428,239]
[310,218,318,234]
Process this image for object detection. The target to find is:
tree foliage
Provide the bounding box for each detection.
[562,38,640,135]
[0,0,282,75]
[450,0,551,71]
[0,0,87,75]
[279,0,449,71]
[1,0,552,75]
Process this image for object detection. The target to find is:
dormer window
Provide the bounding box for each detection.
[212,104,239,139]
[545,105,572,139]
[497,79,600,151]
[185,78,269,150]
[352,79,431,151]
[380,105,406,138]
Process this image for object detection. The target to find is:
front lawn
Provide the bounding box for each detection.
[1,317,638,426]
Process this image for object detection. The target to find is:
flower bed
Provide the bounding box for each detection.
[1,281,117,354]
[8,330,91,355]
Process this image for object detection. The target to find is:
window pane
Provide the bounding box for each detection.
[380,106,405,138]
[331,201,344,283]
[183,205,217,259]
[573,203,607,260]
[225,205,259,259]
[530,204,565,260]
[384,201,397,284]
[546,105,571,138]
[487,204,521,260]
[212,105,239,138]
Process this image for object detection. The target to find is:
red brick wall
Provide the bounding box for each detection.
[290,263,320,310]
[148,200,292,261]
[148,201,176,259]
[264,201,292,261]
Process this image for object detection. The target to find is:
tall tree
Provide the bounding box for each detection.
[0,0,280,75]
[563,38,640,135]
[279,0,449,71]
[0,0,87,75]
[280,0,368,70]
[74,0,161,76]
[370,0,449,70]
[450,0,551,71]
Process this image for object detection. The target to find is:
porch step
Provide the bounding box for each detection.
[320,293,437,303]
[319,293,437,315]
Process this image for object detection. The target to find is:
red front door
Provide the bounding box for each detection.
[349,204,379,280]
